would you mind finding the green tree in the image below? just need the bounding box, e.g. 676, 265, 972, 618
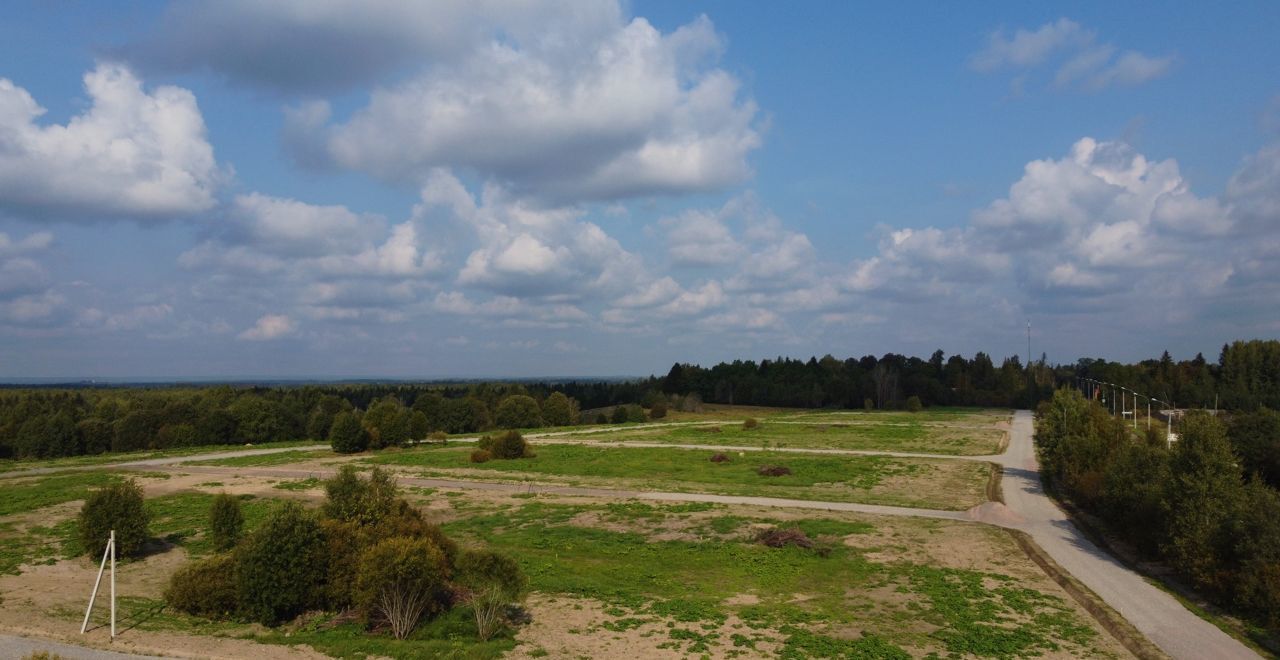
329, 411, 368, 454
235, 501, 327, 625
1227, 408, 1280, 488
1163, 411, 1246, 591
541, 392, 578, 426
355, 536, 451, 639
495, 395, 543, 429
79, 479, 150, 558
209, 493, 244, 552
457, 550, 527, 641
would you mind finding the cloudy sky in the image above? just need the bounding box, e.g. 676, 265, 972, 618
0, 1, 1277, 379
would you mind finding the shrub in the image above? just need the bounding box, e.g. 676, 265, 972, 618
428, 431, 449, 444
457, 550, 527, 641
649, 400, 667, 420
905, 396, 923, 412
329, 411, 368, 454
709, 453, 730, 463
320, 518, 362, 610
625, 404, 648, 423
355, 536, 451, 639
364, 500, 458, 567
209, 492, 244, 552
756, 465, 792, 477
79, 479, 150, 559
235, 501, 328, 625
470, 449, 493, 463
756, 527, 813, 548
323, 466, 399, 526
610, 406, 629, 424
742, 417, 759, 430
495, 395, 543, 429
478, 431, 531, 460
595, 413, 609, 425
165, 553, 238, 618
863, 398, 874, 411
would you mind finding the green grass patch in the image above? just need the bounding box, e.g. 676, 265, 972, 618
0, 440, 322, 472
183, 449, 333, 467
0, 471, 122, 516
273, 477, 323, 491
367, 443, 988, 510
146, 492, 274, 557
570, 417, 1005, 455
73, 595, 516, 659
440, 500, 1100, 657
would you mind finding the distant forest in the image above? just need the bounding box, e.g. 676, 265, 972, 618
1, 339, 1276, 461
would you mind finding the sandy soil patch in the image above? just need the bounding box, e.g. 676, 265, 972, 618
508, 594, 779, 660
0, 552, 325, 659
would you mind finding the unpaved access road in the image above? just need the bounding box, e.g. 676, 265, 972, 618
993, 410, 1257, 660
2, 412, 1259, 659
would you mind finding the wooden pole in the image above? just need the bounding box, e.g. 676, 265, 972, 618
80, 534, 111, 633
110, 529, 116, 638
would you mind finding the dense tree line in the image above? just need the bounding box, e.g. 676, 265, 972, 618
3, 339, 1276, 461
0, 384, 589, 460
1037, 388, 1280, 631
661, 339, 1280, 412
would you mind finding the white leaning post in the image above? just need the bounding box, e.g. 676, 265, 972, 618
80, 529, 116, 638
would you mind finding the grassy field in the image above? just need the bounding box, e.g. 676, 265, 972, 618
181, 449, 336, 468
0, 406, 1098, 659
0, 439, 322, 473
365, 443, 992, 510
564, 418, 1006, 455
433, 496, 1116, 658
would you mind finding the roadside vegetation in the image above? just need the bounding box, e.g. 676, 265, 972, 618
1037, 387, 1280, 651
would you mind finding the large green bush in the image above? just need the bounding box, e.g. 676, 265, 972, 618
355, 536, 451, 639
329, 411, 368, 454
235, 501, 328, 625
322, 465, 399, 526
494, 395, 543, 429
165, 553, 238, 618
478, 430, 532, 459
78, 479, 150, 558
209, 492, 244, 552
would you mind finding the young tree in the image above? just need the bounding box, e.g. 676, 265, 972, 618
209, 493, 244, 552
355, 536, 451, 639
457, 550, 527, 641
235, 501, 327, 625
79, 479, 150, 558
1163, 411, 1246, 591
495, 395, 543, 429
329, 411, 368, 454
541, 392, 578, 426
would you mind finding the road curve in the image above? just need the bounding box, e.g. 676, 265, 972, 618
995, 410, 1257, 660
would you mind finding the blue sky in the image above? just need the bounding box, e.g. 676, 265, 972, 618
0, 1, 1277, 379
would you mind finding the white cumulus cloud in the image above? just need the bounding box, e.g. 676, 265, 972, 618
0, 63, 221, 219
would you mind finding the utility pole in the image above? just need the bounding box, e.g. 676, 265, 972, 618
1024, 321, 1034, 391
